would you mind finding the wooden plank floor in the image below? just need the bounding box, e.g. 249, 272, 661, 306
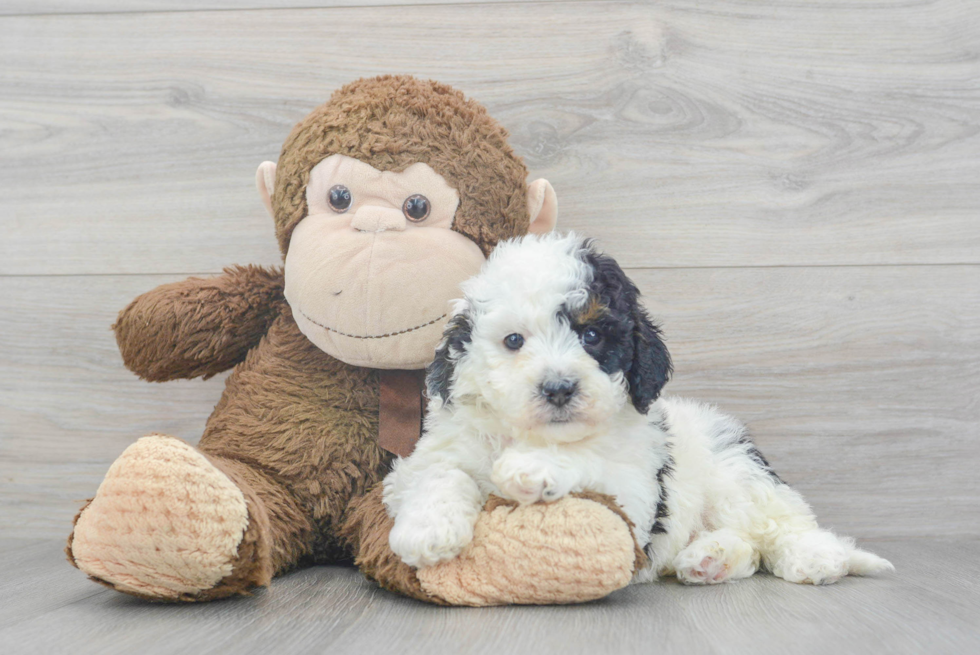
1, 538, 978, 655
1, 0, 979, 652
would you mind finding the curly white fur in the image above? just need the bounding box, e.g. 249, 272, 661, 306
384, 233, 894, 585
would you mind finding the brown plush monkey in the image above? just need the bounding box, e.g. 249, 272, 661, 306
66, 76, 643, 605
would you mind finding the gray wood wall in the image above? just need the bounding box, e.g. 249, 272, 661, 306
1, 0, 978, 540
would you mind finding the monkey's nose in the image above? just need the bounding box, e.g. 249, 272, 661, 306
540, 380, 578, 408
350, 206, 406, 233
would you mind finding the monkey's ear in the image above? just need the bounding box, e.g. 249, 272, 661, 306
527, 178, 558, 235
255, 161, 277, 219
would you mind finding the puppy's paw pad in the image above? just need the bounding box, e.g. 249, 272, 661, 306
677, 554, 730, 585
673, 532, 759, 585
491, 455, 571, 505
507, 472, 550, 503
541, 482, 566, 501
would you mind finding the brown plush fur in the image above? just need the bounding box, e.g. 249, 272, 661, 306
114, 265, 285, 382
339, 486, 447, 605
64, 498, 92, 570
67, 76, 640, 603
274, 75, 530, 256
198, 310, 389, 567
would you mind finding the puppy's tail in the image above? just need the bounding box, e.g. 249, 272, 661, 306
847, 547, 895, 576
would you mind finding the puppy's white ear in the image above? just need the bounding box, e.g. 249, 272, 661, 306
449, 297, 470, 317
527, 179, 557, 235
256, 161, 277, 219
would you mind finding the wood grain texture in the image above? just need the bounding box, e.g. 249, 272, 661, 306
0, 0, 580, 17
1, 538, 978, 655
1, 3, 979, 643
0, 275, 230, 537
1, 0, 979, 274
2, 265, 977, 539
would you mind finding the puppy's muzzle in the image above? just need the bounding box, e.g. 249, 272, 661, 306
540, 379, 578, 408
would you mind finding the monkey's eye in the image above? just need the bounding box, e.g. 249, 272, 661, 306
503, 333, 525, 351
581, 327, 602, 346
403, 194, 430, 222
328, 185, 352, 213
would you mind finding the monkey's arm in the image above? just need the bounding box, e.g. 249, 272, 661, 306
114, 265, 285, 381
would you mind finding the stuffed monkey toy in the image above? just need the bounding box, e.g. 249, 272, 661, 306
66, 76, 645, 605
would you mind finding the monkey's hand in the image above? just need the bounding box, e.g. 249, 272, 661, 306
113, 265, 285, 381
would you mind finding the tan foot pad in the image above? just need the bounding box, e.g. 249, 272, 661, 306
70, 435, 249, 599
417, 496, 636, 606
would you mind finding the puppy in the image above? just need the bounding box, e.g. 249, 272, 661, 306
383, 233, 893, 585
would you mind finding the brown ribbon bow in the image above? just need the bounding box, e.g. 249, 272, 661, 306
377, 369, 427, 458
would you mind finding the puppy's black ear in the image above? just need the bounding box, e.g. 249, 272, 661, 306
578, 241, 672, 414
628, 304, 672, 414
426, 310, 473, 405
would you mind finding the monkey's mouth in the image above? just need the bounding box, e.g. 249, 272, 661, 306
299, 309, 447, 340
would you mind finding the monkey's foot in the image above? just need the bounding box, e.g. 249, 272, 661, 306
67, 435, 261, 601
417, 492, 643, 606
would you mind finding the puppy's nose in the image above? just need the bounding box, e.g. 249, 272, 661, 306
541, 380, 578, 408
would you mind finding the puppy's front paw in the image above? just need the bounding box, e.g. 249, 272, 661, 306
389, 507, 476, 569
491, 451, 575, 505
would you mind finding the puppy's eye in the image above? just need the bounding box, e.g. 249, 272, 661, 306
503, 333, 525, 351
403, 194, 430, 222
328, 185, 352, 213
582, 327, 601, 346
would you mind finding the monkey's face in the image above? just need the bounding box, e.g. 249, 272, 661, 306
283, 154, 486, 369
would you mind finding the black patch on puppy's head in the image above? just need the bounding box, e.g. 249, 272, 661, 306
425, 311, 473, 404
571, 242, 672, 414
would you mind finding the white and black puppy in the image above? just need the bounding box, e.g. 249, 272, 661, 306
383, 233, 893, 585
